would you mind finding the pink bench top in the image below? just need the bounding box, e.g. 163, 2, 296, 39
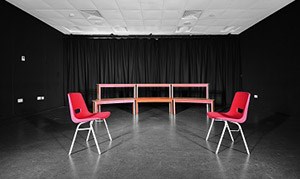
135, 97, 173, 103
97, 84, 136, 88
137, 84, 170, 87
172, 83, 209, 87
93, 98, 135, 104
173, 97, 214, 103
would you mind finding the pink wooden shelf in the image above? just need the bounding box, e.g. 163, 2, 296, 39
97, 84, 136, 88
137, 83, 170, 87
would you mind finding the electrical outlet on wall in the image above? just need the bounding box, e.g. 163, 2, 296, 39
37, 96, 45, 101
17, 98, 23, 103
21, 56, 25, 62
254, 94, 258, 99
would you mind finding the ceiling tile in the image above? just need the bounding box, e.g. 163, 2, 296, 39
100, 10, 123, 20
142, 10, 162, 19
207, 0, 231, 9
191, 25, 207, 33
197, 18, 234, 26
47, 18, 75, 26
108, 20, 127, 26
184, 0, 211, 10
20, 0, 51, 9
122, 10, 143, 20
250, 0, 294, 9
127, 26, 145, 34
144, 20, 161, 26
160, 26, 176, 33
70, 19, 92, 26
57, 10, 85, 19
228, 0, 257, 9
199, 10, 225, 20
144, 26, 160, 33
91, 0, 119, 10
221, 10, 246, 19
35, 10, 65, 19
116, 0, 140, 10
162, 10, 181, 19
161, 20, 179, 26
140, 0, 163, 10
206, 25, 227, 33
42, 0, 74, 9
126, 20, 144, 26
163, 0, 187, 10
67, 0, 97, 10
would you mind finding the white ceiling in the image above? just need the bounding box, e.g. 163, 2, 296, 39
5, 0, 295, 35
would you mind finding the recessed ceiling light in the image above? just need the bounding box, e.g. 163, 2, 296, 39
182, 10, 202, 20
175, 26, 192, 33
113, 26, 127, 33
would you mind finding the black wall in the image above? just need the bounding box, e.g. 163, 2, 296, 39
0, 1, 64, 119
240, 1, 299, 120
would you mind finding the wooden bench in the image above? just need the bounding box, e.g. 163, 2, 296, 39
135, 84, 172, 114
93, 84, 136, 114
172, 84, 214, 114
93, 83, 214, 115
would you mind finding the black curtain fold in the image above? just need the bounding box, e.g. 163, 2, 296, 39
63, 36, 242, 108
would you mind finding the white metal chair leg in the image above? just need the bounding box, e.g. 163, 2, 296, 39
86, 121, 93, 141
69, 122, 83, 155
216, 122, 227, 154
103, 119, 112, 141
90, 122, 101, 154
236, 123, 250, 155
226, 121, 234, 142
206, 119, 214, 141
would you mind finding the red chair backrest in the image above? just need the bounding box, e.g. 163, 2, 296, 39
68, 93, 91, 123
227, 91, 251, 123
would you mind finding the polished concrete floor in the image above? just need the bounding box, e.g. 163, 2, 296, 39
0, 104, 299, 178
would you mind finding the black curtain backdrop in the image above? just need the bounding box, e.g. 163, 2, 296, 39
63, 36, 241, 108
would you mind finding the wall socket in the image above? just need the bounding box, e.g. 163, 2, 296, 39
254, 94, 258, 99
17, 98, 23, 103
21, 56, 25, 62
37, 96, 45, 101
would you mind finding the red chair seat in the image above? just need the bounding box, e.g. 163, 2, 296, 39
207, 112, 243, 123
76, 111, 111, 121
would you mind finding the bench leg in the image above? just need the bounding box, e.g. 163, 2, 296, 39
135, 101, 139, 114
93, 102, 98, 113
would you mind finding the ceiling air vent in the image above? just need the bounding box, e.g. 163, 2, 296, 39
80, 10, 104, 20
182, 10, 202, 20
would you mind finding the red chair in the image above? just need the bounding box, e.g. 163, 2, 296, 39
67, 92, 112, 155
206, 91, 251, 154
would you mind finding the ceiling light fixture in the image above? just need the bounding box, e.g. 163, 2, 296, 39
63, 26, 81, 33
221, 26, 241, 33
113, 26, 128, 33
80, 10, 104, 20
182, 10, 202, 20
175, 26, 192, 33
